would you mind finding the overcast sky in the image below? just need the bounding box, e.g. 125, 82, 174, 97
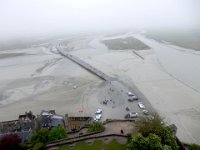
0, 0, 199, 39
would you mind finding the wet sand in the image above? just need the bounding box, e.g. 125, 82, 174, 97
0, 33, 200, 144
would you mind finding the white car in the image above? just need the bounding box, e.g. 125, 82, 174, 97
95, 114, 102, 120
138, 102, 145, 109
125, 112, 138, 118
127, 91, 134, 96
93, 118, 98, 122
129, 112, 138, 118
95, 108, 102, 114
142, 110, 149, 115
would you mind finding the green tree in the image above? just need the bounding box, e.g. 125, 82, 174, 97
135, 113, 178, 150
88, 122, 104, 133
128, 134, 172, 150
29, 128, 49, 145
156, 126, 178, 150
188, 144, 200, 150
136, 113, 163, 137
48, 126, 67, 141
127, 134, 147, 150
147, 134, 163, 150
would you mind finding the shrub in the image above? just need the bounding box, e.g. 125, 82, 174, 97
29, 128, 49, 145
127, 134, 147, 150
0, 134, 22, 150
33, 143, 45, 150
188, 144, 200, 150
88, 122, 104, 133
128, 134, 173, 150
135, 113, 163, 137
48, 126, 67, 141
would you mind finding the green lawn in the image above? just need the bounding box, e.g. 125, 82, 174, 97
102, 37, 150, 50
58, 139, 127, 150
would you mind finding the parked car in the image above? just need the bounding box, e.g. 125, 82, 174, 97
132, 95, 138, 100
128, 95, 138, 102
127, 91, 134, 96
128, 97, 134, 102
126, 107, 130, 111
129, 112, 138, 118
125, 112, 138, 118
103, 100, 108, 104
138, 102, 145, 109
142, 110, 149, 115
95, 114, 102, 120
95, 108, 102, 114
93, 118, 98, 122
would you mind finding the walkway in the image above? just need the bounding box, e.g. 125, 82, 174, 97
57, 46, 113, 81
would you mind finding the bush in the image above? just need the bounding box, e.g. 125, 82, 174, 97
136, 113, 163, 137
33, 143, 45, 150
128, 134, 172, 150
147, 134, 163, 150
88, 122, 104, 133
19, 143, 32, 150
48, 126, 67, 141
0, 134, 22, 150
157, 126, 178, 150
188, 144, 200, 150
127, 134, 147, 150
29, 128, 49, 145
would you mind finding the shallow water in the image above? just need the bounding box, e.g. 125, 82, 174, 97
147, 37, 200, 92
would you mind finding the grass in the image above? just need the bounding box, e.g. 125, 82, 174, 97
58, 139, 127, 150
102, 37, 150, 50
146, 29, 200, 51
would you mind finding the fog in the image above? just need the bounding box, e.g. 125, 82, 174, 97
0, 0, 199, 39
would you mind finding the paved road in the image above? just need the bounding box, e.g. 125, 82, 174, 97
57, 46, 112, 81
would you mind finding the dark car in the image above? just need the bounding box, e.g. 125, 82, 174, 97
128, 95, 138, 102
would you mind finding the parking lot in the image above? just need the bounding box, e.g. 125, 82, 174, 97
90, 80, 154, 122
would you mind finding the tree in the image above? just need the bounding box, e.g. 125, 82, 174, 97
156, 126, 178, 150
0, 134, 22, 150
128, 134, 173, 150
135, 113, 178, 150
29, 128, 49, 145
127, 134, 147, 150
48, 126, 67, 141
188, 144, 200, 150
135, 113, 163, 137
147, 134, 163, 150
88, 122, 104, 133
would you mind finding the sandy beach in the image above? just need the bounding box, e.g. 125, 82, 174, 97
0, 32, 200, 144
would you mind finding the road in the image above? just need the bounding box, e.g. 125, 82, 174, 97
57, 46, 112, 81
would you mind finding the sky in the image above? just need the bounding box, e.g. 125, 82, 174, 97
0, 0, 199, 39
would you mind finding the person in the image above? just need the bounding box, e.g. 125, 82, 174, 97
120, 129, 124, 134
